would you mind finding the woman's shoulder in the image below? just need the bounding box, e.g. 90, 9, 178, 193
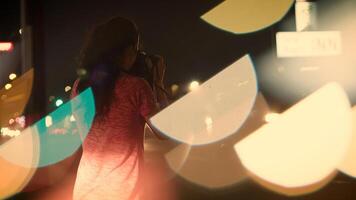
120, 73, 150, 87
124, 74, 149, 85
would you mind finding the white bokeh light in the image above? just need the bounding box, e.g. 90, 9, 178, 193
149, 55, 257, 145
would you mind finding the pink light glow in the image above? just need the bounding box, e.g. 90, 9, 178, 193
0, 42, 13, 51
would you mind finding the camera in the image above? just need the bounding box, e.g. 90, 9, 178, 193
129, 51, 154, 88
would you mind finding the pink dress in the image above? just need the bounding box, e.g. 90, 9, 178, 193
72, 74, 155, 200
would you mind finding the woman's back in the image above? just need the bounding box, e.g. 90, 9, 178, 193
72, 74, 155, 200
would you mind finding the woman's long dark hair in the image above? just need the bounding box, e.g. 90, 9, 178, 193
76, 17, 139, 116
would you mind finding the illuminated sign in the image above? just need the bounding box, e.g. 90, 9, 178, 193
276, 31, 342, 58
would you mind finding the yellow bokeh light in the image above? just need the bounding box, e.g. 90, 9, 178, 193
264, 112, 280, 123
65, 86, 72, 93
70, 115, 76, 122
171, 84, 179, 95
1, 128, 21, 137
338, 106, 356, 177
45, 116, 53, 128
201, 0, 294, 34
9, 73, 17, 80
235, 82, 352, 189
188, 81, 200, 92
4, 84, 12, 90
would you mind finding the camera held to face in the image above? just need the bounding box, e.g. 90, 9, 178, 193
130, 51, 154, 88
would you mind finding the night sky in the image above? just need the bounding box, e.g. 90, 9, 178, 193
42, 0, 279, 107
0, 0, 20, 41
2, 0, 355, 110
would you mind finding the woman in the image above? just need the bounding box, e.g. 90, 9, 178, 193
71, 17, 157, 200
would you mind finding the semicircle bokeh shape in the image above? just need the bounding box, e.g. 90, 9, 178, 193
201, 0, 294, 34
1, 88, 95, 168
0, 127, 39, 199
338, 106, 356, 177
235, 82, 352, 188
167, 93, 270, 189
149, 55, 258, 145
0, 68, 34, 127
